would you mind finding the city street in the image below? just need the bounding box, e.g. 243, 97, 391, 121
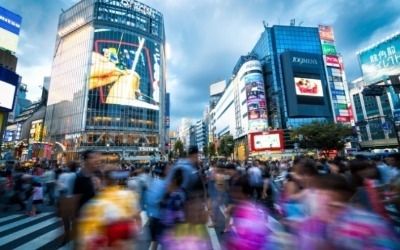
0, 201, 283, 250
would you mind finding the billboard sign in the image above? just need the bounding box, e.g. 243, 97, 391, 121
165, 93, 170, 128
250, 130, 284, 152
358, 33, 400, 85
29, 119, 43, 144
239, 60, 268, 132
319, 25, 335, 42
281, 51, 331, 117
325, 55, 340, 68
88, 29, 162, 111
0, 66, 19, 112
294, 77, 323, 97
322, 42, 337, 55
0, 6, 22, 53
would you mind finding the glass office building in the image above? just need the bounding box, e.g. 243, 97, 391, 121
251, 25, 333, 131
44, 0, 166, 162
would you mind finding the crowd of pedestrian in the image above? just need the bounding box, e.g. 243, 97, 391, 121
1, 149, 400, 249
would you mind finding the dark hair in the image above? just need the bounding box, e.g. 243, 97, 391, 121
387, 153, 400, 162
233, 175, 251, 196
348, 159, 375, 187
314, 174, 354, 202
68, 161, 80, 173
82, 150, 96, 160
294, 158, 319, 176
328, 160, 346, 174
188, 145, 199, 155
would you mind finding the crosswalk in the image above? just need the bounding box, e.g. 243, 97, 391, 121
0, 212, 65, 250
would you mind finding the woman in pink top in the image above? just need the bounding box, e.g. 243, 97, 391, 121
29, 182, 43, 216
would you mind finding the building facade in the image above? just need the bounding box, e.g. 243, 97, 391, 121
350, 32, 400, 151
44, 0, 166, 162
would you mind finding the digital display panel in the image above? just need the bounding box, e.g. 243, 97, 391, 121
0, 80, 16, 110
250, 130, 284, 152
358, 32, 400, 85
88, 29, 162, 110
294, 77, 323, 97
0, 6, 22, 53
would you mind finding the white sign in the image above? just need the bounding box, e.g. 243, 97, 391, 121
120, 0, 162, 19
138, 147, 158, 152
0, 80, 16, 110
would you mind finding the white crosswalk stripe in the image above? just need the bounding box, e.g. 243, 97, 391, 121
0, 213, 63, 249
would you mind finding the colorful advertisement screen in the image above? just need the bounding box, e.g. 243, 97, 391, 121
358, 33, 400, 85
0, 6, 22, 53
294, 77, 323, 97
318, 25, 335, 42
88, 29, 162, 110
322, 43, 337, 55
244, 73, 268, 132
0, 80, 16, 110
250, 130, 284, 152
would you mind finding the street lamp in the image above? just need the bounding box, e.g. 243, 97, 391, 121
355, 115, 400, 152
106, 143, 110, 163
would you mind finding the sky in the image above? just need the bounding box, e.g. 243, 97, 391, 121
1, 0, 400, 131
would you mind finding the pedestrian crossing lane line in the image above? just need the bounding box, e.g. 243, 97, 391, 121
0, 217, 60, 246
0, 214, 24, 224
0, 213, 52, 233
14, 226, 64, 250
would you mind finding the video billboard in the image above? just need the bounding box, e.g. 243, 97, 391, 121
250, 130, 284, 152
281, 51, 331, 117
0, 7, 22, 53
88, 29, 162, 110
294, 77, 323, 97
0, 66, 19, 112
29, 119, 43, 144
358, 32, 400, 85
240, 61, 268, 132
318, 25, 335, 42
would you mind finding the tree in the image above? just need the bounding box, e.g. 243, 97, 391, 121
202, 144, 209, 159
292, 121, 352, 158
173, 139, 184, 157
208, 142, 216, 157
217, 135, 235, 157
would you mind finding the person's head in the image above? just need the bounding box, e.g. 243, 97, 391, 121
311, 174, 354, 221
328, 160, 344, 174
82, 150, 100, 172
68, 161, 80, 173
348, 159, 377, 187
292, 158, 319, 187
102, 164, 129, 187
225, 163, 238, 178
187, 145, 199, 164
386, 153, 400, 168
230, 175, 251, 201
253, 159, 260, 167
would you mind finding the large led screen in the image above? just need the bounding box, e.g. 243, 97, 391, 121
0, 80, 16, 110
358, 33, 400, 85
88, 29, 162, 110
250, 130, 284, 152
0, 7, 22, 53
294, 77, 323, 97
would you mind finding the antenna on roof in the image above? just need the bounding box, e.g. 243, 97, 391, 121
290, 19, 295, 26
299, 21, 303, 26
263, 20, 268, 29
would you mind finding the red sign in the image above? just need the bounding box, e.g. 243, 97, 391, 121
325, 55, 340, 67
249, 130, 284, 152
318, 25, 335, 42
336, 116, 350, 122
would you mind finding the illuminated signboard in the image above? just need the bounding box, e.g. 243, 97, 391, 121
322, 42, 337, 55
294, 77, 323, 97
325, 55, 340, 68
319, 25, 335, 42
88, 29, 162, 111
29, 119, 43, 143
0, 6, 22, 53
358, 32, 400, 85
238, 60, 268, 132
0, 80, 16, 110
250, 130, 284, 152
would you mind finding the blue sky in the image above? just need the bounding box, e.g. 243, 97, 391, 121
1, 0, 400, 131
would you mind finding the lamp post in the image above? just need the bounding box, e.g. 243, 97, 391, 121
106, 143, 110, 163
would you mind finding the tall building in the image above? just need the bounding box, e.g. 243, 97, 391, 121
44, 0, 166, 162
178, 118, 192, 148
211, 24, 351, 160
0, 6, 22, 159
195, 119, 206, 153
209, 80, 226, 109
350, 32, 400, 151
